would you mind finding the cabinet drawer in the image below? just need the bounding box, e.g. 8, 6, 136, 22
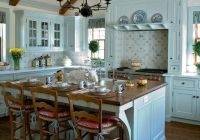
174, 78, 196, 89
169, 65, 180, 74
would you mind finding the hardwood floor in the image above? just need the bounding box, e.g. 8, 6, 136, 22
0, 117, 199, 140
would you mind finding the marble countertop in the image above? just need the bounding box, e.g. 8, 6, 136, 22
163, 73, 200, 79
0, 65, 91, 75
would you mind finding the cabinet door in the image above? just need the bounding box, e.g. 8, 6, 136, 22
151, 96, 165, 140
27, 18, 38, 48
134, 99, 151, 140
40, 20, 50, 48
196, 93, 200, 121
52, 22, 64, 50
173, 90, 196, 120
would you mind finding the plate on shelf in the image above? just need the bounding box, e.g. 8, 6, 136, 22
151, 13, 163, 23
131, 10, 147, 24
118, 16, 129, 25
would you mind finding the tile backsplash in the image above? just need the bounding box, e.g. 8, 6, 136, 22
114, 30, 168, 69
20, 51, 65, 68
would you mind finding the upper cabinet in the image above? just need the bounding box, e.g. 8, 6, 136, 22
64, 16, 87, 52
15, 10, 64, 52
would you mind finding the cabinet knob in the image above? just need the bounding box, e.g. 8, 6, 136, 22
181, 82, 185, 85
171, 21, 174, 23
193, 96, 196, 98
196, 96, 199, 99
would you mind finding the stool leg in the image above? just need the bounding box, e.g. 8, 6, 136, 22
119, 125, 123, 140
26, 112, 32, 140
23, 112, 27, 140
89, 133, 94, 140
9, 110, 14, 140
38, 118, 44, 140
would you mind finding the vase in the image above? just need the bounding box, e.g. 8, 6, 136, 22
13, 59, 20, 70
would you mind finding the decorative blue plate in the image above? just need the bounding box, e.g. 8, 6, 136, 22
132, 10, 147, 24
151, 13, 163, 23
118, 16, 129, 25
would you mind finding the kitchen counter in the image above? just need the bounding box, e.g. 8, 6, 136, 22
0, 65, 91, 75
91, 80, 167, 106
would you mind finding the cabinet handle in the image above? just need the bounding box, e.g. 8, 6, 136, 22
193, 96, 196, 98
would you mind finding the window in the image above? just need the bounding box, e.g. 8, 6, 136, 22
193, 23, 200, 63
0, 11, 6, 62
88, 18, 105, 59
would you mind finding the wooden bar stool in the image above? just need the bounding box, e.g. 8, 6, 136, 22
1, 82, 33, 140
67, 94, 124, 140
31, 87, 72, 140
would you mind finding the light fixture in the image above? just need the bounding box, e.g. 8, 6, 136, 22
57, 0, 111, 17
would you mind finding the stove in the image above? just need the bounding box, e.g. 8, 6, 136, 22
108, 68, 167, 81
135, 69, 167, 74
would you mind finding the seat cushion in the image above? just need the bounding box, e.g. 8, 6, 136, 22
9, 99, 33, 111
76, 115, 120, 129
39, 109, 69, 118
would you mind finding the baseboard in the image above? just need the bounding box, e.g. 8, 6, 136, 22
170, 117, 200, 125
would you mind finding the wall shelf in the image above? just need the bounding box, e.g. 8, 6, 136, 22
108, 23, 169, 31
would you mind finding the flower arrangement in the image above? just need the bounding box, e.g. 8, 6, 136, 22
9, 48, 24, 59
9, 47, 24, 70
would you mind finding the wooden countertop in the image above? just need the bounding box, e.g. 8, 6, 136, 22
91, 81, 167, 106
16, 80, 167, 106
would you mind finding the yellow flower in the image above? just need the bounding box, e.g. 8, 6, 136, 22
9, 47, 24, 59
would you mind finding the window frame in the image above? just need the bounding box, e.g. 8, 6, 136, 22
187, 6, 200, 71
88, 28, 105, 59
87, 17, 106, 60
0, 7, 10, 62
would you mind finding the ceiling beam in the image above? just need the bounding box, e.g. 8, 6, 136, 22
9, 0, 20, 6
59, 0, 78, 15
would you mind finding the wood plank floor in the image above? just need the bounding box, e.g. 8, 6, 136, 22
0, 117, 199, 140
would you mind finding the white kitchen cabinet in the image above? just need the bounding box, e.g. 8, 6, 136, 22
64, 16, 87, 52
15, 10, 64, 52
172, 89, 196, 120
164, 76, 200, 123
167, 0, 187, 74
134, 87, 165, 140
134, 100, 151, 140
51, 17, 64, 51
197, 93, 200, 120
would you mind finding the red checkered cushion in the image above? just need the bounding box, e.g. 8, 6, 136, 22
9, 99, 33, 111
76, 115, 120, 129
39, 109, 69, 118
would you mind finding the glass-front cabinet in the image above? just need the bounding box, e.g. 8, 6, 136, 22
51, 22, 64, 50
41, 21, 49, 47
28, 19, 38, 47
15, 10, 64, 52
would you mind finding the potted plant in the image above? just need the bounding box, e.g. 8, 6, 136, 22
9, 47, 24, 70
193, 41, 200, 73
89, 40, 99, 59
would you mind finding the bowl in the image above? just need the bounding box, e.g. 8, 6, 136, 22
137, 79, 148, 86
95, 86, 107, 93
